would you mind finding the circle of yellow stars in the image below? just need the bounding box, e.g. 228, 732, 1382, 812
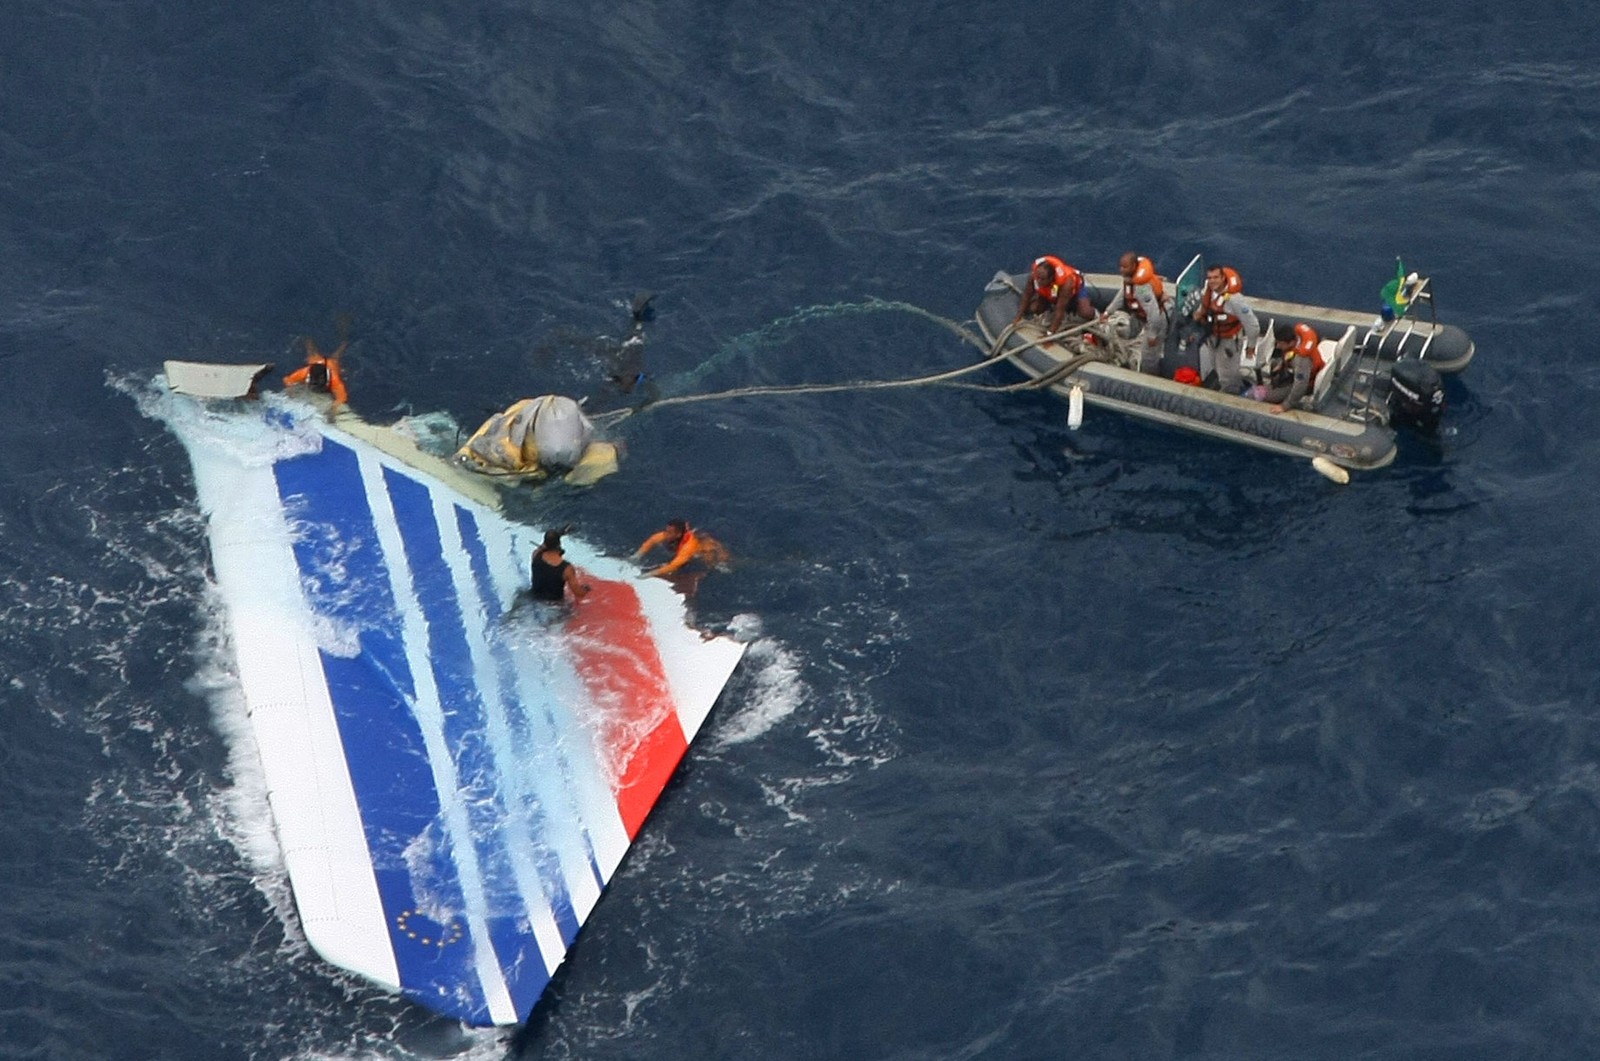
395, 909, 465, 949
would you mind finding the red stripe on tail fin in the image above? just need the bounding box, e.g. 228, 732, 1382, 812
565, 580, 688, 839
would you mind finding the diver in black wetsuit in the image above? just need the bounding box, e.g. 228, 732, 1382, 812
529, 529, 591, 603
605, 291, 656, 394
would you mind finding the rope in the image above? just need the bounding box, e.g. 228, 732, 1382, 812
590, 317, 1114, 426
598, 346, 1010, 421
673, 298, 994, 388
949, 347, 1110, 393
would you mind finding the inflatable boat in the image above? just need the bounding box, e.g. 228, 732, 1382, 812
155, 363, 745, 1026
974, 258, 1474, 475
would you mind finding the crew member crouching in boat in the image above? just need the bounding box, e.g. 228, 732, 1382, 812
1262, 323, 1325, 414
283, 335, 349, 406
1012, 255, 1095, 335
530, 528, 591, 603
1102, 252, 1170, 374
1194, 265, 1261, 394
635, 519, 729, 579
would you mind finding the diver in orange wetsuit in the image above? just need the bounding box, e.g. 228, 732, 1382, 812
633, 519, 729, 578
283, 336, 349, 406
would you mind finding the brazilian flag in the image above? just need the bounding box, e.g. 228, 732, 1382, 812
1379, 258, 1409, 321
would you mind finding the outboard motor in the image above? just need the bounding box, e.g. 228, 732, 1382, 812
1388, 358, 1445, 432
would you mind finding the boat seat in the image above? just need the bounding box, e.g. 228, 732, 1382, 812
1309, 325, 1357, 410
1255, 317, 1275, 365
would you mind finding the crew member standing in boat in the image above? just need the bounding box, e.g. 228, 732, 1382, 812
1102, 252, 1170, 374
1011, 255, 1095, 335
1194, 264, 1261, 394
530, 528, 592, 603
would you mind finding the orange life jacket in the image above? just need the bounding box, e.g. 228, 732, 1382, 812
1031, 255, 1083, 304
1265, 322, 1324, 388
1121, 257, 1165, 320
1290, 322, 1324, 382
673, 528, 701, 568
639, 524, 727, 576
284, 352, 349, 404
1200, 267, 1245, 339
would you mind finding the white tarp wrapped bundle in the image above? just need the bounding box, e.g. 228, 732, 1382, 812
455, 395, 618, 484
529, 395, 593, 468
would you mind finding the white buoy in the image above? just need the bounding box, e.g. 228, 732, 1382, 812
1311, 456, 1350, 484
1067, 385, 1084, 430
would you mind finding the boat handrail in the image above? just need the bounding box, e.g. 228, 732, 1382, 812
1407, 274, 1436, 327
1347, 271, 1440, 404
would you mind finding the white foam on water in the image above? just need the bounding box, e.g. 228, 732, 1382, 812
711, 635, 806, 748
122, 372, 327, 470
387, 410, 466, 458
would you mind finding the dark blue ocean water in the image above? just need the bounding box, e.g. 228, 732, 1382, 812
3, 1, 1599, 1058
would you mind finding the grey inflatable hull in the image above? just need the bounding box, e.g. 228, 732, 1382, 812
974, 269, 1475, 473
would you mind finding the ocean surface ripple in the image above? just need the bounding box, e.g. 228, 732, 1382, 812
2, 1, 1598, 1058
